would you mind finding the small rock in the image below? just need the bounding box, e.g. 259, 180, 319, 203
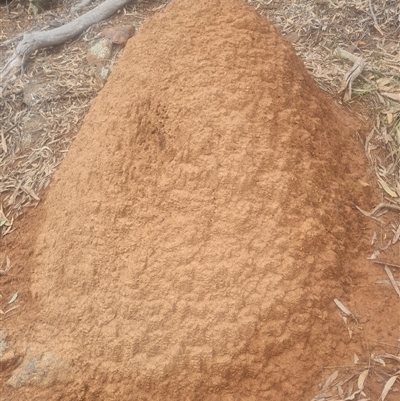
0, 330, 21, 371
102, 25, 136, 44
0, 349, 21, 370
285, 32, 300, 44
0, 330, 8, 357
21, 113, 47, 150
94, 63, 111, 87
7, 350, 71, 388
86, 38, 113, 65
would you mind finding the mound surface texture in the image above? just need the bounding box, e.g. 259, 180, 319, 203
7, 0, 372, 399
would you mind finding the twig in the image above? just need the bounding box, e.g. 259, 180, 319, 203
371, 203, 400, 215
336, 48, 365, 102
374, 261, 400, 269
375, 279, 400, 286
369, 339, 400, 348
368, 0, 384, 35
1, 123, 18, 136
4, 304, 20, 314
355, 205, 384, 223
356, 203, 400, 218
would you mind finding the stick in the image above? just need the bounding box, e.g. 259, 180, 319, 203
374, 261, 400, 269
368, 0, 384, 35
356, 203, 400, 218
336, 48, 365, 102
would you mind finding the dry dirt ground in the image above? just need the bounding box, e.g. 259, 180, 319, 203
1, 0, 400, 400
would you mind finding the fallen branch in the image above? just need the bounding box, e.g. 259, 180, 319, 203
0, 0, 132, 85
336, 47, 365, 102
356, 202, 400, 221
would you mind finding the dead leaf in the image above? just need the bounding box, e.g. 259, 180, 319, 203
382, 354, 400, 363
334, 299, 357, 322
344, 389, 361, 400
347, 326, 353, 339
358, 369, 369, 391
384, 266, 400, 297
381, 376, 397, 401
338, 384, 344, 398
22, 185, 40, 201
371, 353, 386, 366
367, 250, 380, 260
382, 92, 400, 102
0, 203, 11, 228
392, 224, 400, 244
358, 180, 370, 187
0, 130, 7, 153
334, 299, 352, 316
322, 370, 339, 390
378, 178, 398, 198
377, 78, 392, 90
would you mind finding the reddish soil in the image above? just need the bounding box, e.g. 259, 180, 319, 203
1, 0, 400, 400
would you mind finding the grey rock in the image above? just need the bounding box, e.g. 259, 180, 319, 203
86, 38, 113, 65
7, 350, 71, 389
0, 330, 21, 371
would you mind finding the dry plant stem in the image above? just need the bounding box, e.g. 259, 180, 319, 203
0, 0, 132, 83
369, 203, 400, 215
356, 202, 400, 219
368, 0, 384, 35
374, 261, 400, 269
1, 123, 17, 136
355, 205, 384, 223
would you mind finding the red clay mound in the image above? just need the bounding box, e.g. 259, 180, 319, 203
5, 0, 374, 399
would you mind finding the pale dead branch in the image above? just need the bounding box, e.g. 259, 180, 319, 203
0, 0, 132, 84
